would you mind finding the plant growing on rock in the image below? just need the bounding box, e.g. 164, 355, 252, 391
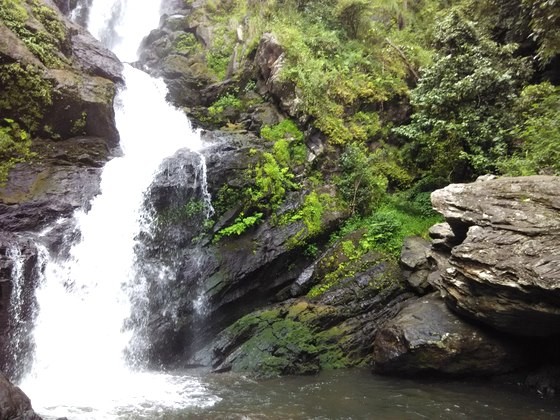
0, 0, 68, 67
0, 63, 53, 133
335, 143, 388, 216
0, 119, 33, 184
214, 212, 263, 241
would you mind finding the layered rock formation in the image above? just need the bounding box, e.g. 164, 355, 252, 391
373, 175, 560, 392
430, 176, 560, 336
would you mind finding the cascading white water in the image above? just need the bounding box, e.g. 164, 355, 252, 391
19, 0, 218, 418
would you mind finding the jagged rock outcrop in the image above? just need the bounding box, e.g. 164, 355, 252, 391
429, 176, 560, 337
137, 0, 227, 110
135, 131, 347, 367
372, 293, 523, 376
136, 2, 298, 131
0, 136, 111, 232
0, 372, 42, 420
254, 33, 299, 117
399, 236, 433, 294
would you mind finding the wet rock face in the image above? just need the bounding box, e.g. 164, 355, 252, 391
0, 235, 44, 380
430, 176, 560, 337
372, 294, 523, 376
136, 131, 347, 367
0, 372, 42, 420
399, 236, 433, 294
203, 265, 411, 377
0, 137, 110, 232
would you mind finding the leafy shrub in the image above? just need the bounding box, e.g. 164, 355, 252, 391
0, 119, 33, 184
335, 143, 388, 215
173, 32, 201, 55
394, 8, 532, 182
498, 82, 560, 176
214, 212, 263, 241
248, 152, 299, 209
261, 119, 304, 143
208, 93, 242, 117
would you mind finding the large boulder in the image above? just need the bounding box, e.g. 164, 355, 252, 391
372, 293, 523, 376
0, 371, 41, 419
430, 176, 560, 337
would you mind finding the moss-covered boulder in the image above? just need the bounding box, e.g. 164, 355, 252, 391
195, 252, 410, 377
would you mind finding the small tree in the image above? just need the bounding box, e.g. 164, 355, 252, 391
395, 9, 532, 181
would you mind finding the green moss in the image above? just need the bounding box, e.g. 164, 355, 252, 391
0, 119, 33, 184
227, 317, 320, 377
173, 32, 201, 55
0, 62, 53, 132
0, 0, 67, 67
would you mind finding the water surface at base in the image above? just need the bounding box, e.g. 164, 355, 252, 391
78, 369, 559, 419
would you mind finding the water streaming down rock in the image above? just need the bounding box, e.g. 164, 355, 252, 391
17, 0, 219, 417
2, 241, 46, 380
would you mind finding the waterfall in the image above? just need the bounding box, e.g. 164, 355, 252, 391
17, 0, 218, 418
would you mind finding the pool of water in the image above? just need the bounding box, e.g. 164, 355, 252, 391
63, 369, 559, 420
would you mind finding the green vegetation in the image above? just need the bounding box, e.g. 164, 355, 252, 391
0, 62, 52, 182
179, 0, 559, 238
333, 193, 442, 258
0, 63, 52, 132
214, 212, 263, 241
0, 0, 67, 181
0, 0, 67, 67
207, 93, 243, 118
0, 119, 33, 184
173, 32, 201, 55
335, 143, 388, 216
498, 82, 560, 176
212, 119, 309, 241
395, 8, 532, 181
306, 191, 439, 298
